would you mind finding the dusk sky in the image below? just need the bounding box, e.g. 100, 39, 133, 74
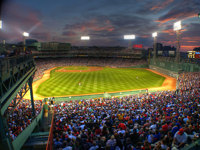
0, 0, 200, 51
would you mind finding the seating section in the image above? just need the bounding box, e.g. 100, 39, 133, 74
6, 100, 42, 141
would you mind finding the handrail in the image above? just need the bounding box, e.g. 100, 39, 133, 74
46, 107, 55, 150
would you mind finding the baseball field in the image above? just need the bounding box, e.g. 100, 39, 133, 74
36, 66, 166, 97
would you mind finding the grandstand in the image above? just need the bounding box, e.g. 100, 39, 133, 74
0, 1, 200, 148
0, 44, 200, 150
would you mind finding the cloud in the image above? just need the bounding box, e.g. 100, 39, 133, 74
157, 0, 200, 23
181, 45, 200, 51
0, 2, 45, 42
31, 32, 51, 41
62, 31, 77, 37
64, 18, 115, 33
151, 0, 174, 11
162, 29, 175, 36
1, 0, 199, 50
62, 14, 158, 46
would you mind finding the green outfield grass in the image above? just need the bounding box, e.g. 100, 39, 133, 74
36, 67, 165, 97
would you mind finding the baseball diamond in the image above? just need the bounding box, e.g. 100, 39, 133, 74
36, 66, 166, 97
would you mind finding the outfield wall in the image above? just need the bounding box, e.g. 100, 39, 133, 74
53, 89, 147, 102
149, 65, 179, 78
150, 59, 200, 73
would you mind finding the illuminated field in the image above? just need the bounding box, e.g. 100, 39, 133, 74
36, 66, 165, 97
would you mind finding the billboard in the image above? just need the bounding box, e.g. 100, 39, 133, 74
133, 44, 143, 49
188, 51, 200, 59
195, 51, 200, 59
169, 51, 175, 56
157, 51, 163, 55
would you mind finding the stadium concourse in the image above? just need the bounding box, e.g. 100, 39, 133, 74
51, 72, 200, 150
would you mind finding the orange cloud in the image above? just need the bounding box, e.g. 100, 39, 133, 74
182, 37, 200, 41
151, 0, 174, 11
77, 19, 115, 32
162, 29, 174, 35
186, 41, 197, 43
157, 13, 196, 24
181, 45, 200, 51
141, 35, 149, 38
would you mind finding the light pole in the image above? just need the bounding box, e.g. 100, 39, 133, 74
0, 20, 2, 29
152, 32, 157, 63
0, 20, 5, 53
81, 36, 90, 47
173, 21, 181, 63
124, 34, 135, 50
23, 32, 29, 52
81, 36, 90, 40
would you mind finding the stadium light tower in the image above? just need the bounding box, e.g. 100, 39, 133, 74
0, 20, 2, 29
81, 36, 90, 47
124, 34, 135, 50
81, 36, 90, 40
173, 21, 181, 63
152, 32, 157, 63
23, 32, 29, 52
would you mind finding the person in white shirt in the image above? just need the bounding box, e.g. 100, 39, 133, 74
173, 128, 187, 149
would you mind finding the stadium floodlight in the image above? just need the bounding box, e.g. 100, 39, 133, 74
81, 36, 90, 40
174, 21, 182, 63
0, 20, 2, 29
173, 21, 181, 31
23, 32, 29, 37
152, 32, 157, 38
124, 34, 135, 40
152, 32, 157, 62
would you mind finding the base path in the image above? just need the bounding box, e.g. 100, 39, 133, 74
24, 67, 57, 100
145, 69, 176, 92
24, 67, 177, 100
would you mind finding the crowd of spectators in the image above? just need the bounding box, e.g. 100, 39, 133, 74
6, 99, 42, 141
53, 72, 200, 150
34, 58, 147, 80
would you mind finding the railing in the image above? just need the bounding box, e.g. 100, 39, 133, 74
46, 108, 55, 150
0, 54, 34, 76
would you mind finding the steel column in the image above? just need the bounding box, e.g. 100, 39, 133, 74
28, 77, 35, 116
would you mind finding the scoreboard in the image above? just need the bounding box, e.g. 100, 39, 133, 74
188, 51, 200, 59
195, 51, 200, 59
133, 44, 143, 49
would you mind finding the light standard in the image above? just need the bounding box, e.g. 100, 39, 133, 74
80, 36, 90, 47
173, 21, 181, 63
81, 36, 90, 40
23, 32, 29, 52
0, 20, 2, 29
124, 34, 135, 50
0, 20, 5, 52
152, 32, 157, 63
